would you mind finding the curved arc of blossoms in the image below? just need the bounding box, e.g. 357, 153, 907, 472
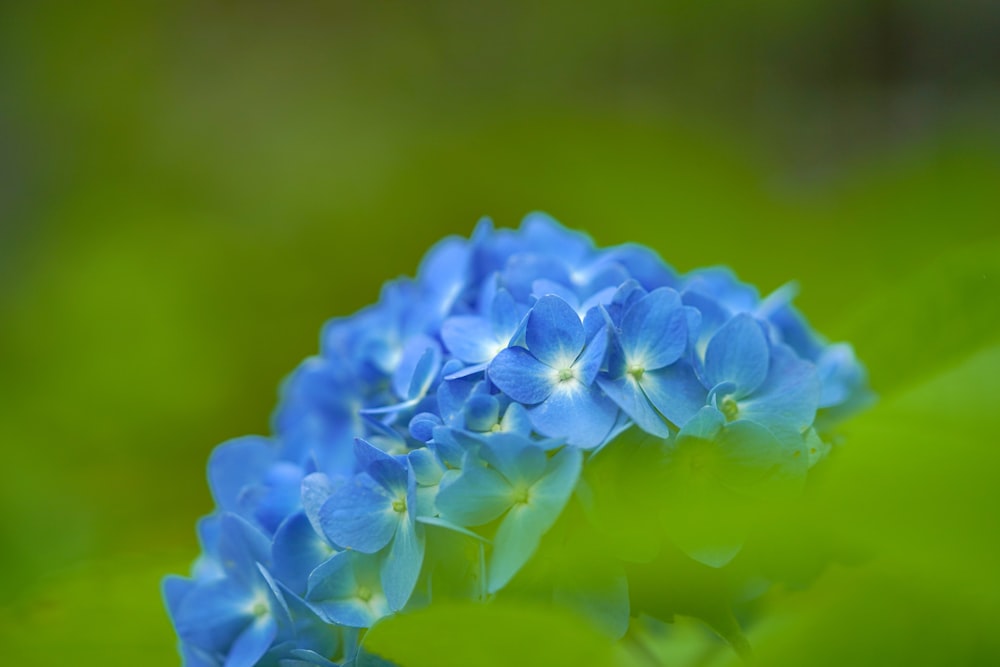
165, 213, 872, 666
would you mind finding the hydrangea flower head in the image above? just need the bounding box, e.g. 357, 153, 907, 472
165, 213, 872, 666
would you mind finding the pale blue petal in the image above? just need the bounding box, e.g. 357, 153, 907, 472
406, 346, 441, 401
407, 448, 443, 487
435, 462, 513, 526
224, 615, 277, 667
597, 376, 669, 438
390, 335, 440, 400
490, 288, 520, 342
162, 575, 194, 621
353, 439, 407, 496
574, 325, 609, 386
527, 383, 618, 448
738, 343, 820, 431
300, 473, 333, 540
479, 435, 547, 487
218, 513, 273, 585
487, 503, 545, 594
272, 512, 335, 595
464, 394, 500, 431
488, 347, 554, 404
704, 313, 770, 394
306, 552, 356, 601
486, 446, 580, 593
319, 474, 398, 554
381, 516, 425, 611
525, 295, 585, 368
640, 362, 707, 428
441, 316, 499, 363
529, 446, 583, 513
676, 405, 725, 442
208, 436, 275, 513
620, 288, 687, 370
175, 579, 252, 653
434, 375, 477, 423
531, 278, 579, 309
499, 402, 532, 436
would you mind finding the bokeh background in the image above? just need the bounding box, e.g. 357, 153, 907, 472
0, 1, 998, 665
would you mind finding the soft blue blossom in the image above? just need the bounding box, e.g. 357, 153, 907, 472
166, 213, 872, 666
489, 295, 618, 448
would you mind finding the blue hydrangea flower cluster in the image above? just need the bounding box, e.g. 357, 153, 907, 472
164, 214, 871, 666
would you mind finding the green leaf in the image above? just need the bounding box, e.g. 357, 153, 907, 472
359, 600, 621, 667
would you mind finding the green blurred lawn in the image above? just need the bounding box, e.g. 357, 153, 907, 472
0, 2, 997, 665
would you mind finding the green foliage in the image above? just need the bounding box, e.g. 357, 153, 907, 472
0, 1, 997, 664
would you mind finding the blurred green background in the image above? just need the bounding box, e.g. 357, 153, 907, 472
0, 1, 997, 664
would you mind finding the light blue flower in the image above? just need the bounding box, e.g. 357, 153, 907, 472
435, 434, 583, 593
597, 287, 696, 437
488, 295, 618, 448
316, 439, 425, 612
166, 213, 872, 666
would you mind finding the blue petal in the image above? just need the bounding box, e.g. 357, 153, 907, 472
272, 512, 335, 595
435, 459, 513, 526
225, 615, 277, 667
353, 439, 407, 495
306, 552, 356, 601
208, 436, 275, 514
479, 435, 548, 487
175, 578, 253, 653
441, 316, 501, 364
502, 254, 571, 302
602, 243, 677, 290
464, 394, 500, 431
703, 313, 770, 394
737, 343, 820, 431
527, 383, 618, 448
530, 445, 583, 514
415, 237, 469, 324
307, 552, 390, 628
490, 288, 520, 342
531, 278, 580, 309
381, 516, 425, 611
218, 513, 273, 584
521, 211, 593, 262
407, 447, 444, 487
525, 295, 585, 368
676, 405, 725, 441
162, 575, 195, 621
406, 346, 441, 401
498, 402, 532, 436
639, 362, 707, 429
319, 474, 399, 554
574, 325, 609, 386
596, 376, 670, 438
487, 447, 582, 593
300, 473, 334, 540
408, 412, 441, 442
620, 288, 687, 371
390, 335, 439, 400
488, 347, 554, 404
434, 375, 477, 424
